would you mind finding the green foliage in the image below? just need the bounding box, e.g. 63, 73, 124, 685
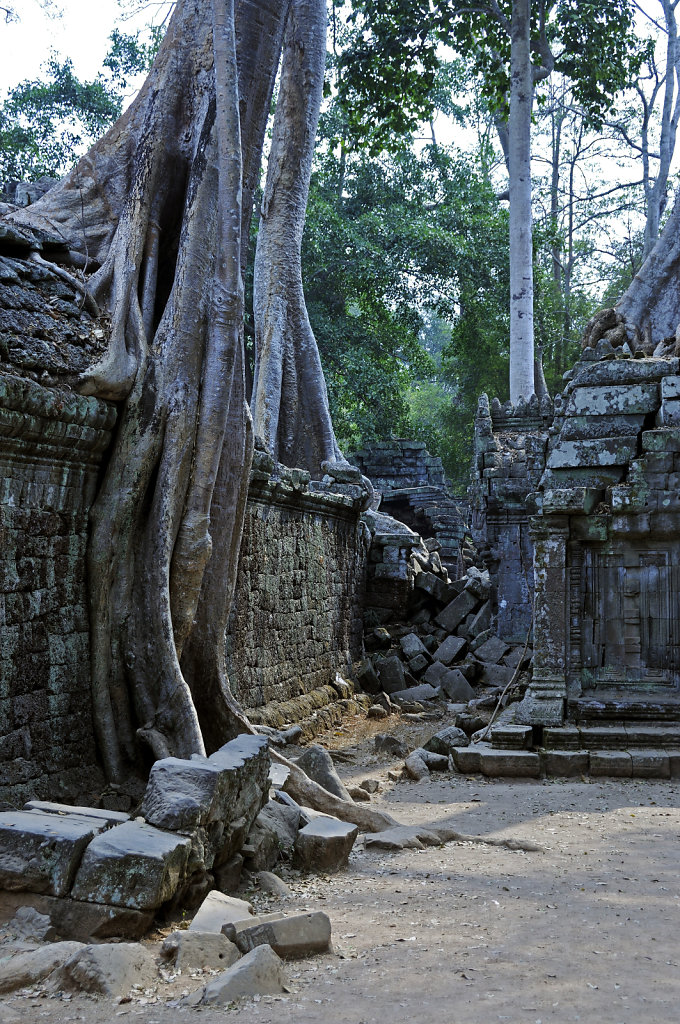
0, 26, 158, 184
339, 0, 644, 152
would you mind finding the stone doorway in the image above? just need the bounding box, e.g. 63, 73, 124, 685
576, 544, 680, 693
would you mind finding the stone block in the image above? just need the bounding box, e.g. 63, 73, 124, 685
294, 816, 358, 872
391, 683, 440, 704
414, 572, 452, 604
23, 801, 130, 827
660, 374, 680, 399
189, 890, 254, 934
440, 669, 475, 702
578, 726, 628, 749
489, 725, 532, 749
541, 750, 589, 777
479, 749, 540, 778
232, 911, 332, 958
70, 820, 191, 910
407, 653, 430, 676
356, 658, 381, 695
542, 726, 581, 750
244, 800, 301, 871
48, 942, 157, 998
141, 756, 229, 831
433, 635, 467, 665
0, 941, 84, 995
0, 809, 101, 896
589, 751, 632, 777
161, 930, 240, 972
567, 383, 658, 416
400, 633, 428, 659
451, 744, 488, 773
547, 438, 636, 470
434, 589, 478, 632
468, 601, 492, 637
630, 749, 670, 779
422, 660, 449, 686
479, 663, 514, 687
642, 427, 680, 452
542, 487, 602, 514
377, 655, 406, 694
474, 636, 510, 664
191, 945, 289, 1006
424, 726, 469, 755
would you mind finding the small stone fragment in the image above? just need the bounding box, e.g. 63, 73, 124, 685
8, 906, 58, 942
404, 751, 429, 781
367, 704, 389, 719
294, 816, 358, 872
359, 778, 382, 794
347, 785, 371, 802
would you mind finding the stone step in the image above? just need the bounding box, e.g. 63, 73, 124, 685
489, 725, 533, 750
569, 695, 680, 722
543, 721, 680, 749
451, 745, 680, 779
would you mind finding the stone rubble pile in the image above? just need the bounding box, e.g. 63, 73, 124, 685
356, 559, 532, 713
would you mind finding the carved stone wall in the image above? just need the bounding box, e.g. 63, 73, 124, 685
0, 375, 117, 808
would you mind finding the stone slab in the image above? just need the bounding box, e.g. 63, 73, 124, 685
23, 802, 130, 828
0, 941, 84, 995
434, 589, 478, 633
161, 930, 240, 972
451, 744, 489, 773
547, 438, 636, 470
49, 942, 158, 998
479, 749, 540, 778
433, 636, 467, 665
542, 726, 581, 751
377, 656, 406, 694
0, 810, 100, 896
70, 820, 191, 910
192, 945, 289, 1006
141, 756, 227, 831
422, 660, 450, 687
391, 683, 440, 704
630, 749, 671, 779
489, 725, 532, 750
567, 383, 658, 416
440, 669, 475, 702
589, 751, 632, 777
474, 636, 510, 664
541, 750, 589, 777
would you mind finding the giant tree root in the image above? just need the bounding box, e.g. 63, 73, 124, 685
364, 823, 545, 853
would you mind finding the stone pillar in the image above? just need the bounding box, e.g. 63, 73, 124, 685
515, 516, 569, 726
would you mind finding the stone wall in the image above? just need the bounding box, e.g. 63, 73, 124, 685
0, 374, 117, 809
470, 393, 552, 642
224, 454, 368, 726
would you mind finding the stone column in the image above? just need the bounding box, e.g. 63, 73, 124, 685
515, 515, 569, 725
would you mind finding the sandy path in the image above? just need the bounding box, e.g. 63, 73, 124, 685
2, 765, 680, 1024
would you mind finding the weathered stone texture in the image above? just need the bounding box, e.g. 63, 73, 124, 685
226, 464, 367, 717
0, 374, 116, 808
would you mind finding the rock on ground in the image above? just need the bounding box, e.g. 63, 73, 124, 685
294, 817, 358, 872
47, 943, 157, 998
189, 890, 253, 934
0, 942, 84, 994
161, 930, 240, 972
189, 945, 289, 1006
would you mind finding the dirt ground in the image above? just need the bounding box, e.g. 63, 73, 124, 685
2, 712, 680, 1024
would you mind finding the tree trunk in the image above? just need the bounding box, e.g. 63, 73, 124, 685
5, 0, 291, 783
508, 0, 535, 403
252, 0, 344, 474
643, 0, 680, 259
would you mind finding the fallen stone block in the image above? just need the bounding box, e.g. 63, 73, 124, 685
434, 589, 478, 632
214, 853, 244, 893
189, 890, 254, 934
391, 683, 440, 704
464, 570, 490, 601
360, 778, 382, 794
294, 817, 358, 872
432, 635, 467, 665
0, 891, 154, 942
400, 633, 428, 659
141, 756, 228, 831
0, 941, 84, 994
23, 802, 130, 828
451, 745, 485, 773
70, 820, 191, 910
207, 735, 271, 825
404, 751, 429, 781
414, 571, 452, 604
468, 601, 492, 638
367, 704, 389, 719
473, 636, 510, 664
190, 945, 289, 1006
377, 656, 407, 694
257, 871, 291, 897
414, 748, 450, 771
231, 911, 331, 958
422, 661, 449, 687
49, 942, 157, 998
407, 653, 430, 676
478, 663, 515, 688
356, 658, 381, 695
440, 669, 475, 702
221, 912, 286, 942
347, 785, 371, 802
161, 930, 240, 972
0, 810, 102, 896
424, 725, 470, 755
295, 745, 351, 801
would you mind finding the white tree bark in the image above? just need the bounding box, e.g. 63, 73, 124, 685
508, 0, 535, 403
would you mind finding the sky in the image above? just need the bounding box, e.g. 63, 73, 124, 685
0, 0, 151, 97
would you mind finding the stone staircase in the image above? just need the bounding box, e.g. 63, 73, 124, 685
451, 717, 680, 779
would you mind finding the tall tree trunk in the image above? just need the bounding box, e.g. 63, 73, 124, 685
508, 0, 535, 403
252, 0, 344, 474
643, 0, 680, 258
5, 0, 290, 783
